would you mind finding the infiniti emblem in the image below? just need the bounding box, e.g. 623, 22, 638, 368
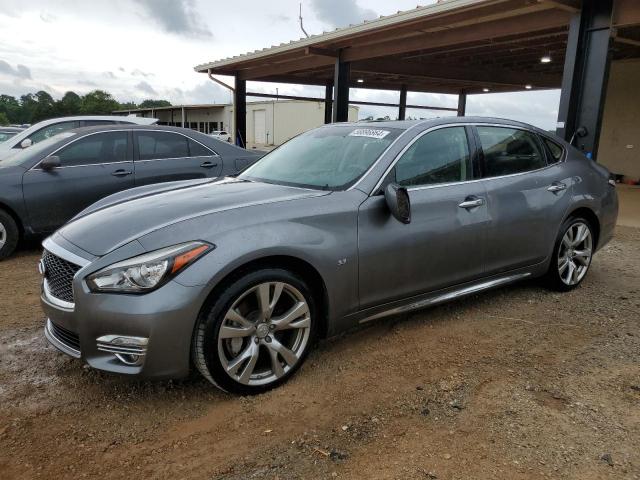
38, 259, 46, 276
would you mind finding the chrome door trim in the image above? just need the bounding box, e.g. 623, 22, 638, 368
359, 272, 531, 324
134, 154, 220, 164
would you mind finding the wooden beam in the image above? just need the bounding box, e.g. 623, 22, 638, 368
352, 59, 561, 88
238, 55, 333, 81
614, 35, 640, 48
342, 9, 572, 63
613, 0, 640, 27
536, 0, 580, 13
305, 47, 339, 57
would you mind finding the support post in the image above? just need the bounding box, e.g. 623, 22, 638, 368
556, 0, 613, 159
181, 107, 185, 128
324, 82, 333, 124
332, 56, 350, 122
457, 90, 467, 117
398, 85, 407, 120
234, 76, 247, 148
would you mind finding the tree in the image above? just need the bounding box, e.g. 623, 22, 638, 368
0, 112, 9, 126
0, 95, 21, 124
138, 99, 171, 108
31, 91, 56, 123
80, 90, 120, 115
56, 91, 82, 116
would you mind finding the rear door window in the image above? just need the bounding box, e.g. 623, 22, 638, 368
476, 126, 546, 177
188, 139, 215, 157
136, 131, 189, 160
54, 132, 128, 167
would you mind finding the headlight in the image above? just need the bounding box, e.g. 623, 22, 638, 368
86, 241, 212, 293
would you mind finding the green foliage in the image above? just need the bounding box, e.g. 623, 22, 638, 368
139, 99, 171, 108
0, 90, 172, 124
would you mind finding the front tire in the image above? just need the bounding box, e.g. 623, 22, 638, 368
0, 210, 19, 261
545, 216, 594, 291
193, 268, 317, 394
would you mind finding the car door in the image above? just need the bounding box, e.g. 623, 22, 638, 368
133, 130, 222, 186
474, 125, 573, 275
357, 125, 490, 309
22, 130, 134, 233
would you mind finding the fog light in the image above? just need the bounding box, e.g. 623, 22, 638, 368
96, 335, 148, 366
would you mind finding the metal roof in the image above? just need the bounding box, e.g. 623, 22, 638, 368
194, 0, 487, 72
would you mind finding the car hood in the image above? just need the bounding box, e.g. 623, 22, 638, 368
58, 177, 328, 256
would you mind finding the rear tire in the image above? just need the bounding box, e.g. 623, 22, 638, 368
544, 216, 594, 292
192, 268, 318, 394
0, 210, 19, 261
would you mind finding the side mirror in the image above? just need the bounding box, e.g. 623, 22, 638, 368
20, 138, 33, 149
40, 156, 61, 171
384, 183, 411, 224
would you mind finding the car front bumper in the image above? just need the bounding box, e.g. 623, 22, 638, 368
41, 239, 208, 380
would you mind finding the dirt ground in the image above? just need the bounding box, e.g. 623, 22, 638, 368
0, 228, 639, 480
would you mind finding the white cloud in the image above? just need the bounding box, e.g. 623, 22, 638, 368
0, 0, 561, 129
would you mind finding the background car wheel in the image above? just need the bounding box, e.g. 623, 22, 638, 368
545, 216, 594, 292
193, 268, 318, 394
0, 210, 19, 261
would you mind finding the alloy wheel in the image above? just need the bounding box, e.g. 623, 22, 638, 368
217, 281, 311, 386
0, 222, 6, 249
557, 221, 592, 286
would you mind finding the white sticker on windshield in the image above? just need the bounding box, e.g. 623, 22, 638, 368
348, 128, 390, 139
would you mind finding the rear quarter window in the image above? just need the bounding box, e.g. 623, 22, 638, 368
541, 136, 564, 163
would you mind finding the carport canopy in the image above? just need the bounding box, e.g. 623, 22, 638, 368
195, 0, 640, 156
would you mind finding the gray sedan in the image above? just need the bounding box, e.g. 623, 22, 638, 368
40, 118, 618, 394
0, 125, 261, 259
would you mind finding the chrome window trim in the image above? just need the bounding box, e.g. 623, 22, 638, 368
30, 129, 131, 171
134, 154, 219, 164
347, 120, 427, 192
134, 129, 218, 160
370, 122, 562, 195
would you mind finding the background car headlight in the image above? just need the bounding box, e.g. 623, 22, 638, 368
86, 241, 212, 293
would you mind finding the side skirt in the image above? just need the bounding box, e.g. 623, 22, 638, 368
350, 268, 539, 326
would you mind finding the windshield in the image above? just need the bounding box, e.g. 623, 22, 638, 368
0, 131, 76, 167
239, 126, 402, 190
0, 131, 18, 142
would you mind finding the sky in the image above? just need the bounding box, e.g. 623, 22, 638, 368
0, 0, 561, 129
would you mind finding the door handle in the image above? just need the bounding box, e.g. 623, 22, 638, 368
111, 169, 132, 177
547, 182, 567, 193
200, 161, 218, 169
458, 196, 485, 209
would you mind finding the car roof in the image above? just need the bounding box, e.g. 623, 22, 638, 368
334, 116, 549, 134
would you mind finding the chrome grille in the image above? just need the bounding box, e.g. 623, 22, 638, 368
42, 250, 81, 303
